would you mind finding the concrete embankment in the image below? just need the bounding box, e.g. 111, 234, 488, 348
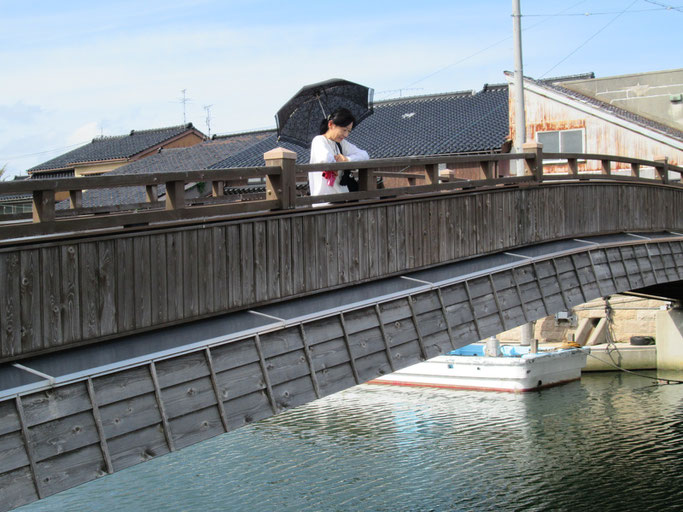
581, 343, 656, 372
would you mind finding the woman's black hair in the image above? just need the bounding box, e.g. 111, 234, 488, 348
319, 108, 356, 135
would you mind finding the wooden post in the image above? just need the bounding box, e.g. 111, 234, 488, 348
522, 141, 543, 180
165, 180, 185, 210
424, 163, 439, 185
146, 185, 158, 202
567, 158, 578, 176
69, 189, 82, 209
480, 160, 494, 180
630, 163, 640, 178
32, 189, 55, 223
264, 147, 297, 209
601, 159, 612, 175
211, 181, 225, 197
358, 167, 376, 191
654, 156, 670, 184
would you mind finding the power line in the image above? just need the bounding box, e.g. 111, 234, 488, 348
1, 140, 91, 160
524, 5, 681, 16
539, 0, 640, 79
644, 0, 683, 13
402, 0, 589, 90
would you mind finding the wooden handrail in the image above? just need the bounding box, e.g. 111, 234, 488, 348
0, 148, 681, 241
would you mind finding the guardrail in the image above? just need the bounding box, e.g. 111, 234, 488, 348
0, 143, 680, 241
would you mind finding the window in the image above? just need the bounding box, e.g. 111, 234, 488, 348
537, 129, 584, 155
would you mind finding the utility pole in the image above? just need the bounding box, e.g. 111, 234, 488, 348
512, 0, 535, 347
512, 0, 526, 176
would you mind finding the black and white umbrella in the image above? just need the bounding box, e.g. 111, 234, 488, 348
275, 78, 374, 148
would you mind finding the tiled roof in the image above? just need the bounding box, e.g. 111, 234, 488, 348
531, 77, 683, 143
55, 132, 271, 210
29, 123, 204, 173
210, 86, 510, 169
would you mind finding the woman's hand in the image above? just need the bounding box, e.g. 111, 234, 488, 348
334, 154, 349, 162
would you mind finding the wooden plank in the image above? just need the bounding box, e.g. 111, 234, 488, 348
150, 234, 169, 325
266, 219, 281, 300
0, 253, 21, 358
182, 230, 199, 318
0, 399, 21, 437
29, 410, 100, 462
316, 215, 329, 289
116, 238, 135, 331
155, 351, 211, 389
253, 221, 267, 302
92, 365, 156, 406
108, 423, 170, 472
22, 382, 92, 427
98, 392, 161, 439
168, 406, 223, 450
279, 218, 293, 296
0, 430, 30, 476
160, 376, 217, 419
226, 224, 242, 308
79, 242, 100, 339
0, 466, 40, 512
35, 443, 105, 497
19, 250, 41, 354
240, 223, 255, 304
197, 228, 215, 315
40, 246, 62, 349
98, 240, 117, 336
133, 236, 152, 328
291, 216, 305, 294
212, 227, 228, 312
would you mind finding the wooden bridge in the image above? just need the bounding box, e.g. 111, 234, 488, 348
0, 145, 682, 511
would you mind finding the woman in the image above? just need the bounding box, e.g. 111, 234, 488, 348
309, 107, 369, 196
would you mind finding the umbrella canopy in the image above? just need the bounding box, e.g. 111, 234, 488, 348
275, 78, 374, 148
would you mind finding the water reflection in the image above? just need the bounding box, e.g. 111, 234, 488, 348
16, 372, 683, 512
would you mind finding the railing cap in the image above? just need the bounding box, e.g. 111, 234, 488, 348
264, 147, 297, 162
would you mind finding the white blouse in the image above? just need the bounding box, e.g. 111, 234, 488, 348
308, 135, 369, 196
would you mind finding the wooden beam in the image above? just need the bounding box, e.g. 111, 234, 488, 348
165, 180, 185, 211
69, 190, 82, 209
32, 190, 55, 223
145, 185, 158, 203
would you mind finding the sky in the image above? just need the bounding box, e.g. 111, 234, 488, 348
1, 0, 681, 179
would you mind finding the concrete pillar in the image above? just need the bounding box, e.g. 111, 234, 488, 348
656, 308, 683, 370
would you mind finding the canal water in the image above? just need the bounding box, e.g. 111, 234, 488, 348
16, 370, 683, 512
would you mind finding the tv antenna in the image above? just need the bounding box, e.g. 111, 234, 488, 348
179, 89, 192, 124
204, 104, 213, 138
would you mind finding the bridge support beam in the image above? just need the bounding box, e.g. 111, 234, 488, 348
656, 307, 683, 370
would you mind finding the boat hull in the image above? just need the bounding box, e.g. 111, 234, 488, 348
369, 348, 589, 392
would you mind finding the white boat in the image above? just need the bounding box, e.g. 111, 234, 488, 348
369, 343, 590, 392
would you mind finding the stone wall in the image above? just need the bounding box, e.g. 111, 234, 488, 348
498, 294, 668, 344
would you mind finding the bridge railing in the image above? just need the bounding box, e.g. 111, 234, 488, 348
0, 144, 680, 241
